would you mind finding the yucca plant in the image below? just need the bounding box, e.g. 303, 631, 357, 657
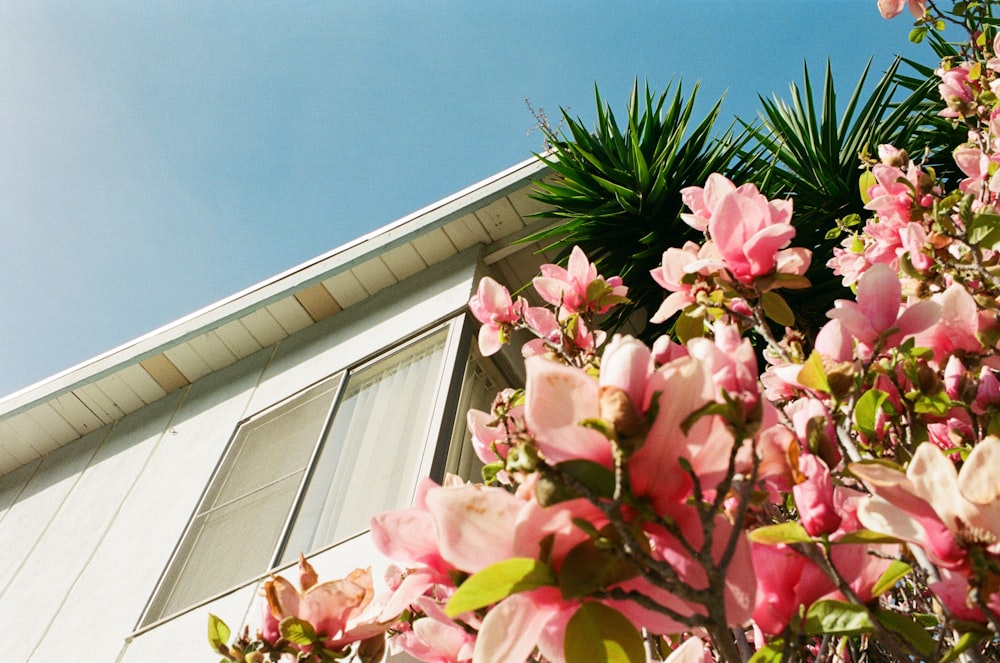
523, 81, 754, 336
743, 58, 964, 334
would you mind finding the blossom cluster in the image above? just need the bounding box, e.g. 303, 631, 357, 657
208, 2, 1000, 662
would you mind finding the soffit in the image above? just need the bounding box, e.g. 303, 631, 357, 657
0, 157, 557, 474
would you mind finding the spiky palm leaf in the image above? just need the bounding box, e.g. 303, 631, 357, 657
743, 58, 962, 335
523, 81, 753, 335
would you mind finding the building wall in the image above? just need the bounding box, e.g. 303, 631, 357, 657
0, 249, 481, 663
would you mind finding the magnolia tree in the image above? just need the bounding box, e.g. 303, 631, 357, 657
210, 2, 1000, 661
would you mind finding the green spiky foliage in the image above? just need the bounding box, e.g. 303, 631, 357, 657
524, 82, 753, 337
743, 58, 964, 335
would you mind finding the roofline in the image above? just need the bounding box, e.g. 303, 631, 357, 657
0, 156, 551, 419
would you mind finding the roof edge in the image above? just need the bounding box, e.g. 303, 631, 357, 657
0, 156, 551, 418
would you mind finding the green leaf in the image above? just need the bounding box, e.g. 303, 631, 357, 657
859, 170, 877, 205
280, 616, 318, 645
747, 521, 813, 545
748, 643, 784, 663
871, 560, 912, 597
207, 614, 231, 652
834, 529, 903, 545
874, 609, 935, 656
797, 351, 830, 393
673, 309, 705, 343
564, 602, 646, 663
941, 630, 987, 662
557, 459, 616, 500
760, 291, 795, 326
912, 389, 953, 416
445, 558, 555, 617
803, 599, 873, 635
855, 389, 889, 437
968, 212, 1000, 250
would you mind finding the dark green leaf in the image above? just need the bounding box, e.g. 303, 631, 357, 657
874, 609, 935, 656
558, 537, 640, 599
761, 291, 795, 326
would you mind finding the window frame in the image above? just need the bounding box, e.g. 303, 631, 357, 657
136, 316, 471, 631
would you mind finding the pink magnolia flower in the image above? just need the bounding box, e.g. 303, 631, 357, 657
680, 173, 750, 231
877, 0, 926, 18
663, 636, 711, 663
629, 355, 737, 510
938, 63, 977, 118
521, 304, 605, 358
259, 556, 389, 652
467, 388, 523, 466
683, 174, 810, 285
826, 263, 940, 357
852, 437, 1000, 570
599, 334, 653, 420
523, 356, 615, 466
468, 277, 524, 357
649, 241, 723, 323
793, 455, 842, 537
912, 283, 982, 364
533, 246, 628, 316
686, 322, 759, 413
752, 481, 896, 635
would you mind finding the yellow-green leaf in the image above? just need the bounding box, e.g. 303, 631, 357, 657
804, 599, 872, 635
871, 560, 911, 597
564, 603, 645, 663
445, 558, 554, 617
797, 351, 829, 394
747, 521, 813, 545
859, 170, 877, 204
207, 613, 230, 652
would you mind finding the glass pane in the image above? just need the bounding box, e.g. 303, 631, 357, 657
446, 347, 507, 481
150, 472, 304, 620
280, 330, 448, 562
208, 377, 342, 508
145, 375, 342, 624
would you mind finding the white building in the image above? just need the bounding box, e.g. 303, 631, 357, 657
0, 157, 557, 662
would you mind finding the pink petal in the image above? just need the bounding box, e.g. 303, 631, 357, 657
524, 357, 612, 465
424, 484, 521, 573
856, 263, 901, 333
473, 591, 558, 663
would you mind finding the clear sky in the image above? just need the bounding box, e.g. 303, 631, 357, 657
0, 1, 931, 397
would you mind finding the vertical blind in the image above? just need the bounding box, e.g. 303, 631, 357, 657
280, 331, 447, 562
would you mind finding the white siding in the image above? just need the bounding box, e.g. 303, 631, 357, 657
0, 247, 482, 663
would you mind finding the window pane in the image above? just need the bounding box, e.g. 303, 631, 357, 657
144, 375, 342, 624
150, 473, 303, 619
445, 349, 506, 481
280, 330, 448, 561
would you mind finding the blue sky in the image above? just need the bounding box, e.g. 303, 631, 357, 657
0, 1, 930, 397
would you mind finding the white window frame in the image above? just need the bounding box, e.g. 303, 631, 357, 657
138, 316, 472, 630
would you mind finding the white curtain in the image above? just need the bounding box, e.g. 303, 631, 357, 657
280, 330, 447, 561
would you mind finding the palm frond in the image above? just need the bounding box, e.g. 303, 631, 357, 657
524, 81, 753, 335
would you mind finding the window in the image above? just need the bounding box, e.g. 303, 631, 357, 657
442, 345, 508, 482
143, 328, 450, 625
